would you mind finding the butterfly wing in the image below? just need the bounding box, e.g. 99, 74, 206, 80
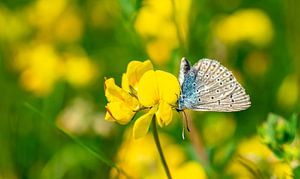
178, 57, 191, 87
187, 59, 250, 112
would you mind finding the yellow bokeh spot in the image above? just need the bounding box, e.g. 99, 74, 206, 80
203, 114, 236, 147
63, 54, 97, 87
226, 136, 291, 178
88, 0, 119, 29
146, 40, 174, 66
134, 0, 190, 65
213, 9, 274, 47
244, 51, 269, 77
0, 7, 30, 41
174, 161, 207, 179
16, 44, 63, 96
271, 162, 293, 179
27, 0, 68, 29
277, 74, 298, 109
14, 43, 98, 96
54, 9, 83, 43
111, 129, 206, 179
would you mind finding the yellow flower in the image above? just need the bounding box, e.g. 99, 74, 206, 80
121, 60, 153, 92
213, 9, 273, 47
104, 60, 180, 138
104, 78, 140, 125
133, 70, 180, 139
105, 60, 152, 125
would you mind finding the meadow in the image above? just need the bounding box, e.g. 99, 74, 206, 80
0, 0, 299, 178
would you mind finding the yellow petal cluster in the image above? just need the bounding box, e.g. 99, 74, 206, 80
213, 9, 273, 47
121, 60, 153, 92
105, 60, 153, 125
104, 60, 181, 139
133, 70, 180, 139
104, 78, 139, 125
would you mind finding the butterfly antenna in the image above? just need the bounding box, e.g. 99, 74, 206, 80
182, 122, 185, 140
182, 110, 190, 132
181, 110, 191, 140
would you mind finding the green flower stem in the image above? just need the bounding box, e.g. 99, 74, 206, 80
151, 117, 172, 179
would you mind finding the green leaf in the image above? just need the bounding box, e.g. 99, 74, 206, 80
294, 166, 300, 179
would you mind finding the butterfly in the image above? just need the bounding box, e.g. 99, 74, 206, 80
177, 57, 251, 112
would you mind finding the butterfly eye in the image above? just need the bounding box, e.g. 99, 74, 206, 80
216, 89, 220, 93
219, 82, 223, 85
211, 96, 214, 99
192, 83, 196, 86
189, 72, 194, 76
198, 98, 201, 102
231, 99, 235, 102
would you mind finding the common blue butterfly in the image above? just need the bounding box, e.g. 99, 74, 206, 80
177, 57, 251, 112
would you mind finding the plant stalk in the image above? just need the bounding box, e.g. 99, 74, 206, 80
151, 117, 172, 179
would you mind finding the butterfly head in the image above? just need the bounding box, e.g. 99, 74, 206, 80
176, 93, 186, 111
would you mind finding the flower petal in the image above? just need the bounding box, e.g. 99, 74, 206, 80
126, 60, 153, 90
138, 70, 160, 107
156, 70, 180, 105
138, 70, 180, 107
105, 78, 139, 110
133, 106, 157, 139
121, 73, 130, 92
105, 111, 115, 122
156, 100, 173, 127
105, 101, 136, 125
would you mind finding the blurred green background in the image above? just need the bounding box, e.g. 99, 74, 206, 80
0, 0, 300, 178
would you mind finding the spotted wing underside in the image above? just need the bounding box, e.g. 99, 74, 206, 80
187, 58, 250, 112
